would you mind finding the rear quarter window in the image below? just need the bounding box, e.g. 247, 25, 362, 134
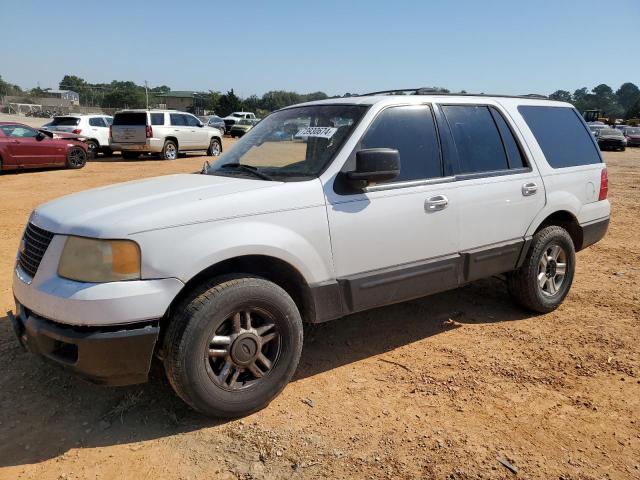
113, 112, 147, 126
151, 113, 165, 125
518, 106, 601, 168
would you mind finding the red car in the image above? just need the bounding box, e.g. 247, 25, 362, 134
0, 122, 88, 173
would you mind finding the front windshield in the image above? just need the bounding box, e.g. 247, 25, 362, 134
208, 105, 367, 181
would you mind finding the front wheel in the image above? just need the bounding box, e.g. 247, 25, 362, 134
66, 146, 87, 169
508, 226, 576, 313
163, 276, 303, 418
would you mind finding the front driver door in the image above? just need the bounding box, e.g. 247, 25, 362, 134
325, 105, 461, 313
3, 125, 57, 167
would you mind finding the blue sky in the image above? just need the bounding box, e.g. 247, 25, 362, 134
2, 0, 639, 97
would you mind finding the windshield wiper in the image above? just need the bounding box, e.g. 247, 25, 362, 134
218, 163, 274, 181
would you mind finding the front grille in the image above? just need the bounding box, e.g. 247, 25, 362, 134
18, 223, 54, 278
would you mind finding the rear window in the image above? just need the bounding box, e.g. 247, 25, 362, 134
49, 117, 80, 127
518, 106, 601, 168
113, 112, 147, 126
150, 113, 165, 125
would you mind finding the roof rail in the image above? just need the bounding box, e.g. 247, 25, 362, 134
357, 88, 549, 100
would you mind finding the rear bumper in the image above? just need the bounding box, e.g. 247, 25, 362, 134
580, 217, 609, 250
109, 138, 164, 153
8, 304, 159, 386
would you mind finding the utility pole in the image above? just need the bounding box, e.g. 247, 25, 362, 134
145, 80, 149, 109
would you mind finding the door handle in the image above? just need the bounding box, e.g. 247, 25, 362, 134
425, 195, 449, 212
522, 182, 538, 196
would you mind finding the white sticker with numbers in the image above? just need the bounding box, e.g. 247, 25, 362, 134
295, 126, 337, 139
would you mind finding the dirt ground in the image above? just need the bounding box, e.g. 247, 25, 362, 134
0, 137, 638, 480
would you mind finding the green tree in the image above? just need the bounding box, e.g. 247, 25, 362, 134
615, 82, 640, 119
217, 89, 243, 116
549, 90, 572, 102
101, 81, 145, 108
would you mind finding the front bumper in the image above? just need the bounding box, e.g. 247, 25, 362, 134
8, 303, 159, 386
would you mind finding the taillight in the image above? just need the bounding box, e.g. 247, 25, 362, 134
146, 125, 153, 138
109, 125, 112, 139
72, 129, 82, 134
598, 167, 608, 201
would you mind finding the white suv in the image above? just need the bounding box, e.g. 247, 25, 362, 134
10, 92, 610, 418
109, 109, 223, 160
43, 114, 113, 156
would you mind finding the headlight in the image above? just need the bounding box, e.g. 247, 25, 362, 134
58, 237, 141, 283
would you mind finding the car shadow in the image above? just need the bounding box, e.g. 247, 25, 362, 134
0, 277, 536, 467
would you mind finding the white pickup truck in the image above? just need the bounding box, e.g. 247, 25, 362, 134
222, 111, 258, 133
9, 92, 609, 418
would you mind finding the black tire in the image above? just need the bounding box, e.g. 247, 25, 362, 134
508, 226, 576, 313
85, 140, 99, 158
122, 151, 139, 160
161, 140, 178, 160
66, 146, 87, 169
620, 147, 626, 152
101, 147, 113, 157
163, 275, 303, 418
207, 138, 222, 156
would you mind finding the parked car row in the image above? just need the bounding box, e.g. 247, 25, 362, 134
587, 122, 640, 151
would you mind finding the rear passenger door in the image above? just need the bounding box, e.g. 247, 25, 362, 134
436, 103, 545, 280
88, 117, 108, 146
326, 104, 461, 312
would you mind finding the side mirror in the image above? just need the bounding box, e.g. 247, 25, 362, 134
347, 148, 400, 188
35, 131, 46, 141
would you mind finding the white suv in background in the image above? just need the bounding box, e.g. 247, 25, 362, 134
43, 114, 113, 156
10, 92, 610, 418
109, 110, 223, 160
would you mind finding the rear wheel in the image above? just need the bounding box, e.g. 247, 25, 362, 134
66, 147, 87, 169
101, 147, 113, 157
163, 275, 303, 418
122, 151, 139, 160
207, 138, 222, 156
162, 140, 178, 160
508, 226, 575, 313
85, 140, 99, 158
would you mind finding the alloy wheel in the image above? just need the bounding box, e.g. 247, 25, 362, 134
537, 244, 567, 296
205, 309, 280, 391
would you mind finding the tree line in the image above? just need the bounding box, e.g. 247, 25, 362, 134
2, 73, 639, 119
549, 83, 640, 119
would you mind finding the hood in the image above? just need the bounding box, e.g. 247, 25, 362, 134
31, 174, 320, 238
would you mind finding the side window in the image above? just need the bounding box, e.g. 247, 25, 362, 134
1, 125, 38, 138
170, 113, 185, 126
104, 117, 113, 126
359, 105, 441, 183
441, 105, 509, 174
518, 106, 601, 168
89, 117, 106, 127
151, 113, 165, 125
185, 115, 200, 127
489, 107, 526, 169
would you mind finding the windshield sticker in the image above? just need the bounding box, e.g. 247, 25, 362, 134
295, 127, 337, 139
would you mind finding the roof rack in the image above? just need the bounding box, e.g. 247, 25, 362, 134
357, 88, 548, 100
